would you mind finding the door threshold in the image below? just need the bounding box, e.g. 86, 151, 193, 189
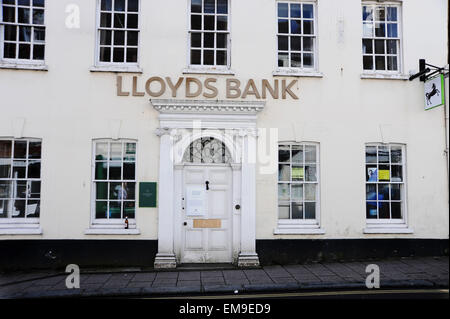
177, 263, 237, 271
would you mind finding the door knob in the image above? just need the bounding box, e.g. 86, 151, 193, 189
205, 180, 209, 190
183, 222, 187, 226
235, 204, 241, 210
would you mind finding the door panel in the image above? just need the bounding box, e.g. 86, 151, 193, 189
181, 165, 232, 263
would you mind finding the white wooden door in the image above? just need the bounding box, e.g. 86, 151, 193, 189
181, 165, 232, 263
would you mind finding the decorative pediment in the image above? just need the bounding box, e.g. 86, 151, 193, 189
151, 99, 265, 115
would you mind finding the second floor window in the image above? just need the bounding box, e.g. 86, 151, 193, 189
97, 0, 139, 64
362, 3, 401, 72
277, 1, 316, 70
1, 0, 45, 63
189, 0, 229, 68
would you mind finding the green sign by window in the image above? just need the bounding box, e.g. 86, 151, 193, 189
139, 182, 157, 207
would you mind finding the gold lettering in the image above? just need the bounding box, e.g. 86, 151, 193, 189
116, 76, 130, 96
203, 78, 218, 98
145, 77, 166, 97
242, 79, 261, 99
262, 79, 279, 99
226, 79, 241, 98
166, 77, 184, 97
282, 79, 298, 99
132, 76, 145, 96
186, 77, 202, 98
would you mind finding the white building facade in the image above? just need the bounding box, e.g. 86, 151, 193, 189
0, 0, 448, 270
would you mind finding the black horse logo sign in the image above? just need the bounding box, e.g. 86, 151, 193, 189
425, 83, 440, 105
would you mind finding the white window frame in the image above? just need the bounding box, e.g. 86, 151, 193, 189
360, 1, 408, 80
86, 139, 140, 235
274, 142, 324, 235
364, 143, 412, 234
273, 0, 322, 77
91, 0, 142, 73
0, 0, 47, 70
0, 137, 42, 235
184, 0, 233, 75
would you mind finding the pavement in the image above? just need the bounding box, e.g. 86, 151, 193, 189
0, 256, 448, 299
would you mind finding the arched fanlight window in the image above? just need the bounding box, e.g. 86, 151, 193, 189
183, 137, 231, 163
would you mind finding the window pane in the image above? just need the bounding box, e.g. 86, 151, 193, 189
303, 37, 313, 51
387, 56, 397, 71
278, 204, 290, 219
109, 201, 121, 218
204, 49, 214, 65
96, 182, 108, 200
0, 160, 11, 179
127, 31, 138, 46
387, 23, 398, 37
366, 165, 377, 182
391, 202, 402, 219
305, 164, 316, 181
278, 184, 290, 201
14, 141, 27, 159
191, 32, 201, 47
101, 0, 112, 11
387, 7, 397, 21
127, 14, 138, 29
303, 4, 313, 19
391, 184, 401, 200
362, 6, 373, 21
124, 201, 135, 218
375, 7, 385, 21
204, 15, 214, 30
290, 3, 300, 18
27, 160, 40, 178
126, 48, 137, 62
366, 201, 377, 219
305, 145, 316, 162
375, 23, 385, 37
19, 26, 31, 42
378, 202, 390, 219
3, 6, 15, 22
191, 15, 201, 30
291, 20, 301, 34
278, 52, 289, 67
217, 0, 227, 14
110, 143, 121, 160
5, 25, 17, 41
34, 27, 45, 43
216, 50, 226, 65
278, 36, 288, 51
96, 201, 107, 219
33, 0, 44, 7
278, 164, 290, 181
110, 182, 122, 200
123, 162, 135, 180
290, 36, 300, 51
0, 182, 12, 199
292, 202, 303, 219
4, 43, 16, 59
0, 141, 12, 158
304, 184, 315, 201
114, 13, 125, 28
291, 145, 303, 163
374, 40, 384, 54
217, 15, 227, 30
99, 47, 111, 62
386, 39, 397, 54
0, 200, 10, 218
191, 0, 201, 13
390, 146, 402, 163
32, 8, 44, 24
379, 165, 390, 181
278, 145, 290, 162
100, 12, 111, 27
191, 49, 201, 64
18, 8, 30, 24
365, 146, 377, 163
391, 165, 402, 182
303, 20, 313, 34
375, 56, 385, 70
303, 53, 313, 67
378, 146, 389, 163
378, 183, 389, 200
114, 0, 125, 11
278, 19, 288, 33
362, 22, 373, 37
109, 162, 122, 180
128, 0, 139, 12
114, 30, 125, 45
363, 56, 373, 70
95, 162, 107, 180
292, 165, 304, 181
366, 184, 376, 200
204, 33, 214, 48
29, 181, 40, 198
12, 200, 25, 218
278, 3, 288, 18
124, 182, 135, 200
15, 181, 27, 198
204, 0, 215, 13
304, 202, 315, 219
291, 53, 301, 67
216, 33, 226, 48
363, 39, 373, 54
112, 46, 123, 61
291, 184, 303, 201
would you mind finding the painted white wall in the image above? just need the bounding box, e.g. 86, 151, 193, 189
0, 0, 448, 240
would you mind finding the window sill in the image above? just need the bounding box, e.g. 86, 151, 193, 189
182, 67, 235, 75
360, 73, 409, 80
84, 228, 140, 235
363, 226, 413, 234
89, 65, 143, 73
0, 62, 48, 71
273, 69, 323, 78
0, 227, 42, 235
274, 227, 325, 235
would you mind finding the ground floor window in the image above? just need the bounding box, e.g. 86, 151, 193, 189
92, 139, 136, 226
365, 143, 406, 223
0, 138, 41, 222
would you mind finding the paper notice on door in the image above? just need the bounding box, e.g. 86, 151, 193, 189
193, 219, 221, 228
186, 185, 206, 216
